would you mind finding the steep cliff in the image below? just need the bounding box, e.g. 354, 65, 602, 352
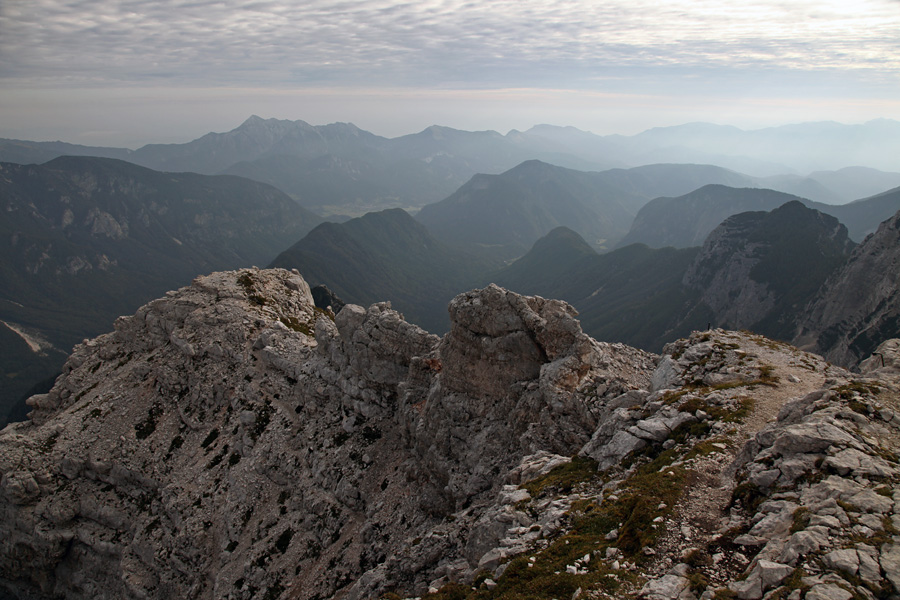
795, 208, 900, 368
683, 201, 855, 341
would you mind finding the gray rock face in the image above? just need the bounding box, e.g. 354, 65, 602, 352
406, 283, 655, 512
859, 338, 900, 375
795, 208, 900, 368
683, 201, 854, 340
0, 269, 656, 600
3, 270, 900, 600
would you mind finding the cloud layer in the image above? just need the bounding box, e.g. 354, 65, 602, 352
1, 0, 899, 145
3, 0, 898, 88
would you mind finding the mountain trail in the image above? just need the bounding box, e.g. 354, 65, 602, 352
641, 330, 838, 586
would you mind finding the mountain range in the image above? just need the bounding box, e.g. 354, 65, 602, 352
4, 117, 900, 428
0, 156, 322, 425
3, 116, 900, 600
271, 194, 893, 365
618, 184, 900, 248
5, 117, 900, 216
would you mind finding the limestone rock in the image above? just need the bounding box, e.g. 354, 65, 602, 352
795, 208, 900, 368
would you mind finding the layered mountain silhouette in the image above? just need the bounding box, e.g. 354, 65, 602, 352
619, 184, 900, 248
415, 160, 646, 259
5, 117, 900, 217
495, 201, 857, 351
4, 118, 900, 426
0, 156, 322, 424
269, 208, 497, 333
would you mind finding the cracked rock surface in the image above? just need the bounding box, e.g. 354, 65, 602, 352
1, 270, 899, 600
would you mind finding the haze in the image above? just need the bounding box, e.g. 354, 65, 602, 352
1, 0, 899, 147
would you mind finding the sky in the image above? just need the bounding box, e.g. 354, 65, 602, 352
1, 0, 899, 148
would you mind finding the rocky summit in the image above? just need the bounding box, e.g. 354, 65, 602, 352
1, 268, 899, 600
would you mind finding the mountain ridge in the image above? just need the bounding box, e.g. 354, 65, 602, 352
1, 267, 897, 600
5, 118, 900, 215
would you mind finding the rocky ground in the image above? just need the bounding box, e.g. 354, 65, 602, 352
1, 268, 898, 600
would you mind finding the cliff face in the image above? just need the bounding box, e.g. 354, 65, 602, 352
2, 268, 899, 600
795, 208, 900, 368
683, 201, 854, 341
0, 268, 653, 599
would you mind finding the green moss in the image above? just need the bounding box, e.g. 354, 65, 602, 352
522, 456, 598, 497
790, 507, 811, 533
422, 582, 470, 600
279, 315, 312, 335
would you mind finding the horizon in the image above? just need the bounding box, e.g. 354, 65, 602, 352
4, 114, 900, 151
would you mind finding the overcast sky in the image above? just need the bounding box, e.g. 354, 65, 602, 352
1, 0, 899, 147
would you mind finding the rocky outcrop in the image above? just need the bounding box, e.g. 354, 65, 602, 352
2, 269, 898, 600
683, 201, 854, 340
0, 269, 654, 599
311, 284, 345, 314
795, 208, 900, 368
724, 380, 900, 600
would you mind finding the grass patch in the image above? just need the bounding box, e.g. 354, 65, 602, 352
835, 381, 881, 400
685, 437, 730, 460
279, 315, 312, 335
730, 481, 767, 513
422, 582, 470, 600
677, 395, 754, 424
522, 456, 598, 498
790, 507, 811, 533
454, 450, 687, 599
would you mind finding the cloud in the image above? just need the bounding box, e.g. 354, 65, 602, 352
1, 0, 898, 88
